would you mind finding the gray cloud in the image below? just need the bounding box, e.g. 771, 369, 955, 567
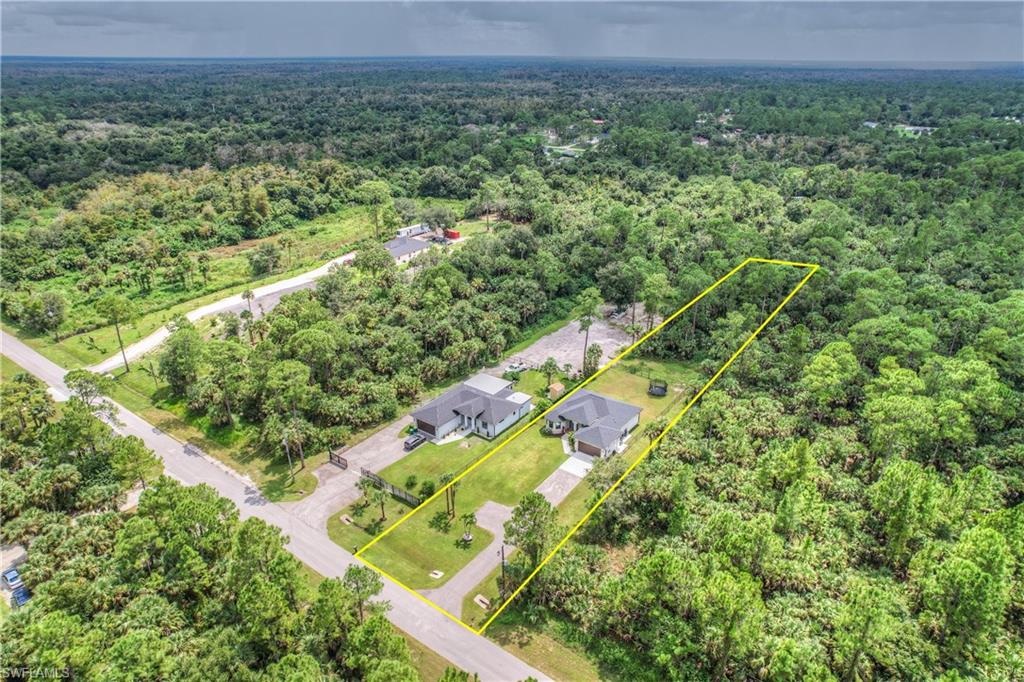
2, 2, 1021, 63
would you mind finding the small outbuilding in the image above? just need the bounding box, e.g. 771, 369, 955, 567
396, 223, 431, 238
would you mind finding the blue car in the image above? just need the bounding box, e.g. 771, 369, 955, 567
11, 586, 31, 608
2, 567, 23, 590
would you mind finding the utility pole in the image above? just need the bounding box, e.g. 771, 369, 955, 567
497, 544, 506, 596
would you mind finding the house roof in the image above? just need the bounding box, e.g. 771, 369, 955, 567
413, 374, 528, 428
463, 374, 512, 395
574, 425, 624, 451
384, 236, 430, 260
550, 389, 641, 450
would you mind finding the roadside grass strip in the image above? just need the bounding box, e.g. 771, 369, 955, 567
356, 257, 819, 634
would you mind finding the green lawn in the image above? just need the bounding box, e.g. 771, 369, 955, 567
360, 355, 699, 597
359, 424, 567, 589
460, 560, 505, 628
378, 435, 494, 493
510, 368, 572, 399
1, 354, 31, 383
587, 355, 701, 424
453, 218, 491, 238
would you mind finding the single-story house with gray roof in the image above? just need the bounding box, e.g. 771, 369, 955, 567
546, 389, 641, 457
384, 236, 430, 264
412, 374, 532, 441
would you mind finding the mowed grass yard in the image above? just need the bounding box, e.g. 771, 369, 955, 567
586, 356, 701, 425
1, 354, 31, 382
358, 422, 567, 589
327, 434, 495, 553
356, 357, 698, 592
328, 368, 571, 551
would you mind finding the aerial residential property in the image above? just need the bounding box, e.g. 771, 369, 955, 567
2, 2, 1019, 681
383, 235, 431, 263
412, 373, 533, 440
545, 389, 641, 457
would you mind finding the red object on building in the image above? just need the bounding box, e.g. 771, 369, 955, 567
444, 229, 461, 239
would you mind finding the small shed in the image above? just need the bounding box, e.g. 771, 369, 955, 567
548, 382, 566, 400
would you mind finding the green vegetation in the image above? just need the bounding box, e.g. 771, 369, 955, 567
0, 354, 30, 382
360, 425, 567, 588
486, 611, 616, 682
381, 435, 495, 492
102, 355, 320, 500
2, 58, 1022, 680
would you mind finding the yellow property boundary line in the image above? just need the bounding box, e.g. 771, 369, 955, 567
356, 257, 819, 634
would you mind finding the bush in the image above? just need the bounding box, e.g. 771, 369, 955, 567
404, 474, 418, 491
419, 480, 436, 498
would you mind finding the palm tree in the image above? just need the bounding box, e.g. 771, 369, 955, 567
643, 418, 668, 444
461, 512, 477, 542
279, 234, 294, 268
371, 487, 389, 521
540, 357, 559, 387
356, 478, 374, 509
573, 288, 603, 372
282, 417, 309, 469
242, 289, 254, 316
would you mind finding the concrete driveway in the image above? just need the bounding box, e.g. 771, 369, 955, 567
420, 501, 513, 618
281, 414, 413, 531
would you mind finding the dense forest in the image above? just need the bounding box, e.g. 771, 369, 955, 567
2, 58, 1022, 680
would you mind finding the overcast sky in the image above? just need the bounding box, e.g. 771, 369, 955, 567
2, 2, 1022, 64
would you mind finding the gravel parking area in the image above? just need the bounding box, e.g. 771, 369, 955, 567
501, 308, 633, 375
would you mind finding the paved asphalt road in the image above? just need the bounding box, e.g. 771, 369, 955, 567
89, 235, 468, 375
90, 251, 357, 374
2, 330, 547, 682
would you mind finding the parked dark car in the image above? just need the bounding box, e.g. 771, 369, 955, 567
403, 433, 427, 451
11, 587, 31, 608
2, 567, 23, 590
